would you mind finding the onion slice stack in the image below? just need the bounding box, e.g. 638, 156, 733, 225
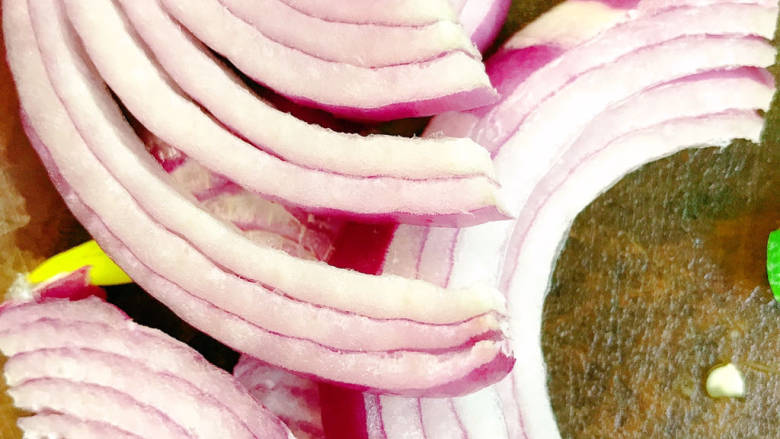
319, 0, 778, 437
5, 0, 512, 396
65, 0, 507, 226
159, 0, 497, 120
0, 298, 292, 439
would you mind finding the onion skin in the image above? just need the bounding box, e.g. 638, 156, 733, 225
318, 1, 778, 437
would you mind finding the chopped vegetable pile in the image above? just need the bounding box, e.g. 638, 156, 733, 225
1, 0, 777, 438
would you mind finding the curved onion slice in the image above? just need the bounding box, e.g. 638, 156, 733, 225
11, 379, 194, 439
0, 296, 126, 332
142, 131, 507, 354
501, 110, 766, 438
218, 0, 478, 67
274, 0, 459, 26
114, 0, 494, 183
0, 299, 292, 439
318, 1, 777, 436
18, 414, 144, 439
8, 0, 512, 394
451, 0, 511, 51
158, 0, 498, 120
24, 0, 505, 325
235, 356, 325, 439
469, 0, 778, 153
64, 0, 506, 224
0, 299, 291, 438
143, 132, 340, 261
6, 349, 260, 439
15, 175, 515, 396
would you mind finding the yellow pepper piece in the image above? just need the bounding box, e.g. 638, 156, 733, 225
27, 240, 132, 286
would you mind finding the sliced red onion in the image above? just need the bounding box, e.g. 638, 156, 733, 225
487, 34, 773, 221
18, 414, 143, 439
0, 296, 126, 332
470, 0, 778, 153
22, 0, 506, 332
158, 0, 498, 120
218, 0, 479, 67
144, 132, 341, 261
354, 75, 774, 439
451, 0, 511, 52
138, 130, 512, 349
318, 0, 777, 436
31, 266, 106, 303
0, 300, 293, 437
274, 0, 460, 26
502, 109, 766, 438
12, 183, 514, 396
6, 348, 259, 439
24, 120, 510, 393
115, 0, 494, 183
235, 356, 325, 439
14, 136, 510, 396
12, 61, 512, 397
9, 379, 193, 439
63, 0, 505, 224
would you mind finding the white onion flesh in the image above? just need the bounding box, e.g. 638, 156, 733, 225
220, 0, 479, 67
159, 0, 498, 120
7, 348, 259, 439
0, 298, 292, 438
64, 0, 506, 222
145, 132, 340, 261
1, 302, 294, 438
274, 0, 459, 26
113, 0, 496, 183
18, 0, 508, 327
11, 379, 195, 439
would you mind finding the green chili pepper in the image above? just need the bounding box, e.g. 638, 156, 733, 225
768, 229, 780, 303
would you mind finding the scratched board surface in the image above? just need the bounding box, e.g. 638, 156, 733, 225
0, 1, 778, 438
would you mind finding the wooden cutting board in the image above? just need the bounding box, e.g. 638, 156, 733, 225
0, 1, 777, 438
